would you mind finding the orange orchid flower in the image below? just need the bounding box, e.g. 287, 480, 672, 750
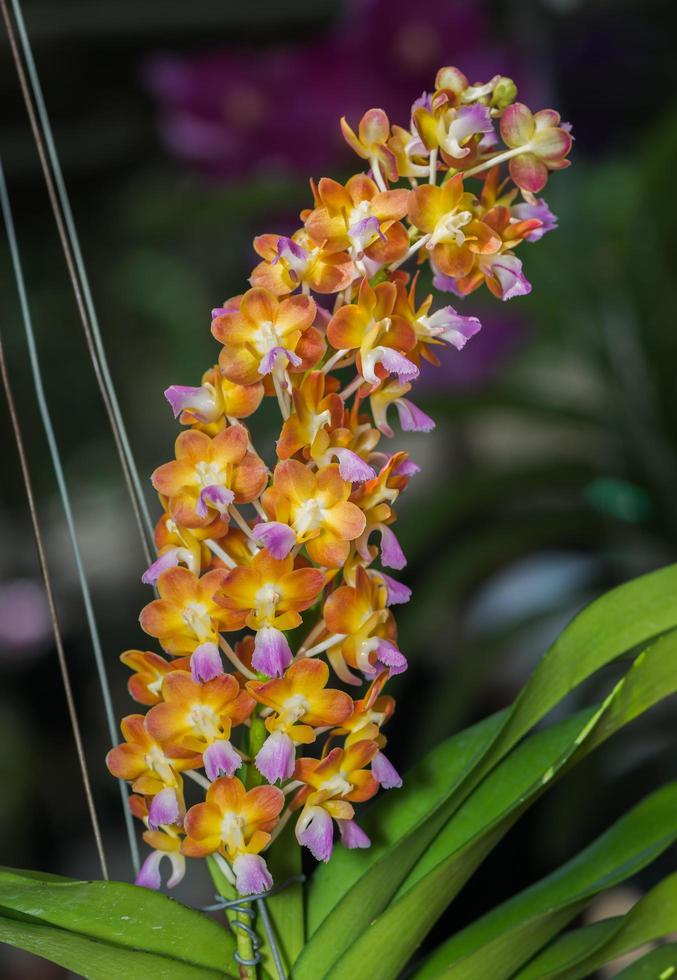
120, 649, 190, 706
246, 658, 353, 783
291, 739, 379, 861
212, 286, 320, 385
304, 174, 409, 267
106, 714, 200, 797
139, 567, 237, 655
151, 425, 267, 530
262, 460, 366, 568
145, 670, 254, 780
165, 365, 264, 433
183, 776, 284, 894
276, 371, 378, 483
326, 277, 418, 387
216, 550, 325, 633
323, 565, 406, 683
339, 108, 398, 183
251, 230, 356, 297
350, 451, 415, 570
408, 173, 501, 278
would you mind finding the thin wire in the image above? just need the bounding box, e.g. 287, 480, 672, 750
0, 337, 109, 881
0, 0, 155, 567
202, 876, 306, 980
0, 157, 140, 873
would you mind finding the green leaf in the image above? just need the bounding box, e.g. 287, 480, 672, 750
613, 942, 677, 979
300, 563, 677, 968
299, 628, 677, 979
0, 915, 226, 979
305, 711, 507, 935
0, 868, 235, 977
412, 781, 677, 978
515, 873, 677, 979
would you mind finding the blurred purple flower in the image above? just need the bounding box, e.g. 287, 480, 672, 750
418, 310, 529, 390
0, 579, 52, 656
145, 0, 540, 180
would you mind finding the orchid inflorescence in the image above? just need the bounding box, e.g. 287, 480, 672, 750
107, 65, 571, 898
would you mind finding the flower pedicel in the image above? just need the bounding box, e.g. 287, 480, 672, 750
107, 65, 572, 895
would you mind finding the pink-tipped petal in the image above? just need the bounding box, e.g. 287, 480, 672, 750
369, 347, 419, 385
252, 626, 293, 678
512, 199, 558, 241
426, 306, 482, 350
255, 730, 295, 784
233, 853, 273, 896
296, 805, 334, 863
190, 642, 224, 682
333, 448, 376, 483
204, 739, 241, 780
252, 521, 297, 559
380, 525, 407, 569
375, 639, 408, 675
378, 572, 412, 606
372, 750, 403, 789
135, 851, 163, 890
141, 548, 191, 585
164, 384, 219, 422
484, 254, 532, 301
393, 458, 420, 477
196, 484, 234, 519
394, 398, 435, 433
148, 787, 181, 830
338, 818, 371, 850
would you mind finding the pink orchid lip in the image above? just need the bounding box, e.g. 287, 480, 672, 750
255, 730, 296, 784
190, 642, 224, 682
296, 805, 334, 863
378, 524, 407, 569
136, 850, 184, 891
196, 484, 234, 518
374, 571, 412, 606
148, 787, 181, 830
252, 626, 293, 677
252, 520, 297, 559
372, 750, 403, 789
333, 448, 376, 483
164, 384, 219, 422
141, 547, 192, 585
338, 818, 371, 850
233, 853, 273, 896
203, 739, 241, 781
394, 397, 435, 433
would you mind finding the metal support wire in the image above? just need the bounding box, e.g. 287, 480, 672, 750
202, 876, 305, 980
0, 335, 109, 881
0, 0, 156, 567
0, 157, 140, 874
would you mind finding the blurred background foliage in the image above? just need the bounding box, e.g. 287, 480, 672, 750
1, 0, 676, 975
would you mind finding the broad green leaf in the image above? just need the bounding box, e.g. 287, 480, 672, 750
412, 781, 677, 978
0, 867, 234, 975
0, 915, 226, 979
515, 873, 677, 979
613, 942, 677, 978
301, 564, 677, 964
305, 711, 507, 935
302, 629, 677, 979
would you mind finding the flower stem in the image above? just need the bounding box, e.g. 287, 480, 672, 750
235, 911, 257, 980
246, 708, 267, 788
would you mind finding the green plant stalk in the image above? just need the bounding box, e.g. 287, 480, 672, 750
232, 708, 270, 978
